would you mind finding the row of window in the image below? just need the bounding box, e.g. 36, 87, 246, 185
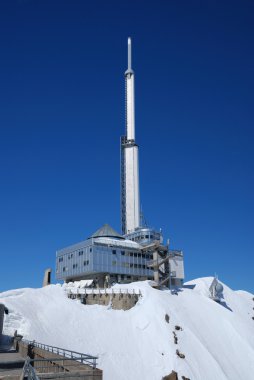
77, 249, 92, 256
129, 234, 154, 241
112, 250, 153, 259
62, 260, 90, 272
61, 258, 151, 273
131, 263, 148, 269
59, 248, 154, 264
58, 248, 92, 262
112, 261, 149, 270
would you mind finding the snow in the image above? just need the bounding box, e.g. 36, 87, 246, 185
93, 236, 141, 248
64, 279, 95, 289
0, 277, 254, 380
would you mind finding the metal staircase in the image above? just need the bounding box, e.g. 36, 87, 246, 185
142, 243, 175, 287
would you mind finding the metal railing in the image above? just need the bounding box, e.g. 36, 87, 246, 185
66, 287, 142, 296
21, 358, 40, 380
21, 357, 101, 379
21, 340, 98, 369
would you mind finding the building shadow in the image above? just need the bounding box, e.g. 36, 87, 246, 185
183, 284, 196, 290
0, 334, 15, 353
219, 300, 233, 312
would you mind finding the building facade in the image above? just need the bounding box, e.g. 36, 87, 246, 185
56, 224, 184, 287
56, 224, 154, 286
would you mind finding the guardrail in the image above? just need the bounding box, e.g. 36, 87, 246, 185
21, 358, 40, 380
21, 357, 101, 379
21, 340, 98, 369
65, 287, 142, 296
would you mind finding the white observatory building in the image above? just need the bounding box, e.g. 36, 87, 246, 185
56, 38, 184, 288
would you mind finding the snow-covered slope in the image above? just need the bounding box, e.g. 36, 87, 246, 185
0, 278, 254, 380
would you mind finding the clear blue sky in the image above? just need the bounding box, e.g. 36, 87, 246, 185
0, 0, 253, 293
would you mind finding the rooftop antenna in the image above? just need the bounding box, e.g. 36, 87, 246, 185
140, 204, 148, 228
128, 37, 132, 71
121, 37, 140, 234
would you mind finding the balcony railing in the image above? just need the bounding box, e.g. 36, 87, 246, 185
21, 340, 98, 369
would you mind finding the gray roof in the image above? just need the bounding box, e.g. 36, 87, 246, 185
90, 224, 124, 240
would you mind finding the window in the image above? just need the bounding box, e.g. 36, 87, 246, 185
145, 235, 149, 239
141, 254, 145, 258
63, 267, 66, 272
143, 265, 146, 269
68, 253, 73, 259
112, 260, 117, 266
90, 247, 92, 252
138, 253, 141, 258
134, 253, 137, 257
134, 264, 137, 268
59, 257, 63, 262
130, 263, 133, 268
73, 264, 78, 269
130, 252, 133, 257
84, 260, 89, 266
112, 250, 116, 255
78, 250, 83, 256
121, 250, 125, 255
150, 235, 154, 239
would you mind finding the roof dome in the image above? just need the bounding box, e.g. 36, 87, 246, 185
90, 224, 125, 240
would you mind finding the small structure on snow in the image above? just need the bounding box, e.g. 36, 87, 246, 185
209, 277, 224, 302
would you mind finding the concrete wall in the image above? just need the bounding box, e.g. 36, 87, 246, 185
169, 255, 184, 280
77, 293, 140, 311
43, 268, 52, 287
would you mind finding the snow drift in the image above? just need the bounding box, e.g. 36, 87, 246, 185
0, 277, 254, 380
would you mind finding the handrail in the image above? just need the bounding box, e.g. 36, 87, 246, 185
66, 288, 142, 296
21, 357, 40, 380
146, 255, 170, 268
21, 340, 98, 369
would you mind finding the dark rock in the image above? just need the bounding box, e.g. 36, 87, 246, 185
162, 370, 178, 380
176, 349, 185, 359
173, 331, 178, 344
